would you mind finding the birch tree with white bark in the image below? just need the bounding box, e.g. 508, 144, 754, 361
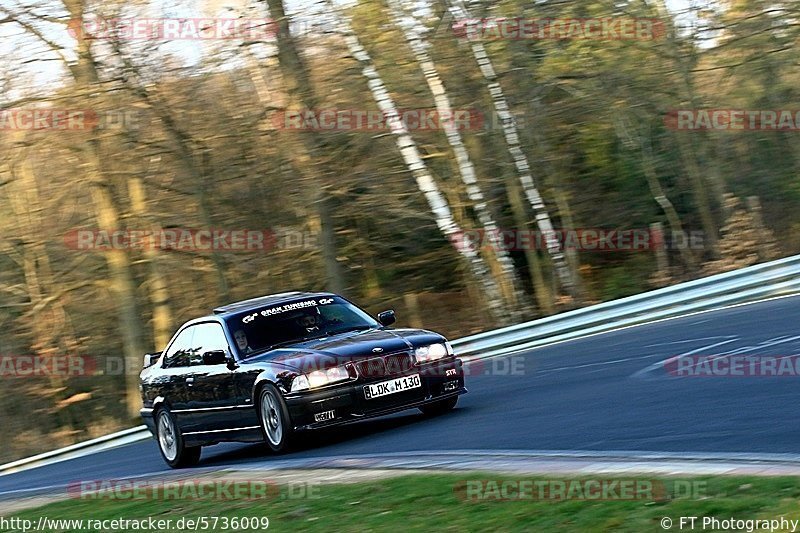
447, 0, 582, 303
327, 1, 510, 321
387, 0, 525, 310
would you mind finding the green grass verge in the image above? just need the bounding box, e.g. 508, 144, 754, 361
4, 473, 800, 532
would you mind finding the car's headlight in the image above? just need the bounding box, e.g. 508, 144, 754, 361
291, 365, 350, 392
414, 342, 453, 363
290, 374, 309, 392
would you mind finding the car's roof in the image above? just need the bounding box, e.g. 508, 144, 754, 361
212, 291, 336, 317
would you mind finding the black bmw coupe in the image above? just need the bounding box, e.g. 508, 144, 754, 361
140, 292, 467, 467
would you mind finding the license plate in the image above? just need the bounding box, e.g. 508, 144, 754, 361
364, 374, 421, 399
314, 410, 335, 422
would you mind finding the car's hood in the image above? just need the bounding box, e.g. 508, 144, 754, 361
244, 327, 446, 370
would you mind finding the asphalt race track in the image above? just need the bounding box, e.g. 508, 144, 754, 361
4, 295, 800, 497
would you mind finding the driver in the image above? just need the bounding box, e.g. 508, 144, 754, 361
297, 309, 321, 334
233, 329, 254, 355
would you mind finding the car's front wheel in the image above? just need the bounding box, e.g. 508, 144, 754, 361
419, 396, 458, 416
259, 384, 293, 453
156, 409, 201, 468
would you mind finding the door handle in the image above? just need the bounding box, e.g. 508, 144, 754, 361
185, 377, 195, 385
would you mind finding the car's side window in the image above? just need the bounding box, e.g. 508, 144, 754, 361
163, 326, 195, 368
190, 322, 230, 366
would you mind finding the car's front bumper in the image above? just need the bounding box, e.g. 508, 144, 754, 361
285, 356, 467, 431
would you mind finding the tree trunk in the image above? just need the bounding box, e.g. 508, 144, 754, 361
523, 108, 585, 302
264, 0, 346, 294
651, 222, 670, 275
128, 157, 174, 350
653, 0, 721, 256
447, 0, 580, 303
403, 292, 424, 329
387, 0, 524, 309
640, 143, 696, 270
65, 3, 147, 419
673, 133, 719, 256
119, 81, 231, 300
506, 176, 554, 314
88, 161, 147, 420
7, 140, 79, 402
614, 117, 696, 270
317, 191, 345, 294
328, 4, 509, 321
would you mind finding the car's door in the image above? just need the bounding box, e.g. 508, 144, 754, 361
181, 322, 239, 432
159, 326, 197, 431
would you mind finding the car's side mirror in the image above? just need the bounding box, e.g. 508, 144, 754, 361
143, 352, 162, 368
202, 350, 228, 366
377, 310, 396, 327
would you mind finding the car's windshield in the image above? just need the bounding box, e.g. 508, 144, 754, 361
229, 296, 379, 358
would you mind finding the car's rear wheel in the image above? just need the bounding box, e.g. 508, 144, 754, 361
419, 396, 458, 416
156, 409, 201, 468
259, 384, 293, 453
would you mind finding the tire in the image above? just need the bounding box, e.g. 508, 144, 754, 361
419, 396, 458, 416
155, 408, 201, 468
258, 384, 294, 453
